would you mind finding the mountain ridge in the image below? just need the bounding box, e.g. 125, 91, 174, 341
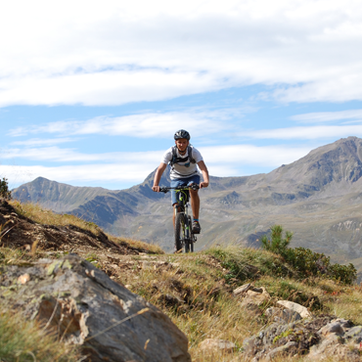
12, 136, 362, 278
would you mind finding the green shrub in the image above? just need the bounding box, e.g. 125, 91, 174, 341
211, 248, 256, 283
328, 262, 357, 285
261, 225, 357, 285
0, 177, 11, 200
209, 245, 295, 284
286, 247, 331, 277
261, 225, 292, 257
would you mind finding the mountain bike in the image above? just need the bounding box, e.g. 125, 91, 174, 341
160, 185, 199, 253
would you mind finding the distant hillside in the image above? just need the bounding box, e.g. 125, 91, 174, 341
12, 137, 362, 276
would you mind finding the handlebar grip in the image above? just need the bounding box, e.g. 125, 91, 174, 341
190, 184, 200, 191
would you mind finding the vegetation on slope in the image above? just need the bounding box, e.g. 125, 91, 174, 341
10, 199, 164, 255
0, 177, 11, 200
1, 197, 361, 361
117, 246, 362, 361
261, 225, 357, 285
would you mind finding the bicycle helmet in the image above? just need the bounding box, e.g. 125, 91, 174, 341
174, 129, 190, 140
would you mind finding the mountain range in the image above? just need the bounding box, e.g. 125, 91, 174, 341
12, 136, 362, 277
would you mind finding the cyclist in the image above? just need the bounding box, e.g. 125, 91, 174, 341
152, 129, 209, 234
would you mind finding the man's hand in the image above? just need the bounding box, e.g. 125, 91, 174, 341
152, 163, 167, 193
197, 161, 209, 189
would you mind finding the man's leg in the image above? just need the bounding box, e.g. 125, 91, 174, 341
189, 188, 200, 220
171, 179, 184, 228
187, 175, 201, 233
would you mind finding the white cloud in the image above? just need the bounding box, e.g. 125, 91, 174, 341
200, 144, 310, 167
1, 0, 362, 106
0, 71, 222, 108
10, 138, 75, 146
4, 143, 307, 168
291, 109, 362, 123
242, 125, 362, 140
1, 143, 311, 190
2, 146, 164, 163
8, 111, 232, 138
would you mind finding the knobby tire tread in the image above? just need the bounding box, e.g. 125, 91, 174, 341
186, 216, 194, 253
175, 212, 184, 252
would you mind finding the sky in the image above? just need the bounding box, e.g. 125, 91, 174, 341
1, 0, 362, 191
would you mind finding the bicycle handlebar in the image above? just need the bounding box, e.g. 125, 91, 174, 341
159, 184, 200, 193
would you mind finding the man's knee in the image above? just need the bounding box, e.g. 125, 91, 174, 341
190, 189, 199, 196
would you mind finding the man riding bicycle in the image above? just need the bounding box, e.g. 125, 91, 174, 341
152, 129, 209, 234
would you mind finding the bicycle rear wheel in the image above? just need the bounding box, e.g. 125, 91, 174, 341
174, 212, 185, 252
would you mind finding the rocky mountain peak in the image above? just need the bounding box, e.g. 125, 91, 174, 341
11, 137, 362, 263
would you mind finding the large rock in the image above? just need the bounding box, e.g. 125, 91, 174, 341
0, 253, 191, 362
308, 318, 361, 361
243, 313, 362, 361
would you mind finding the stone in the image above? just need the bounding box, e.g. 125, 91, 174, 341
0, 254, 191, 362
240, 287, 270, 309
276, 300, 311, 319
17, 273, 30, 284
319, 322, 344, 336
345, 325, 362, 343
242, 317, 337, 360
267, 341, 298, 359
265, 307, 302, 324
233, 283, 252, 296
308, 334, 361, 361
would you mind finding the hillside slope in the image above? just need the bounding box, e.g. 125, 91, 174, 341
1, 200, 362, 361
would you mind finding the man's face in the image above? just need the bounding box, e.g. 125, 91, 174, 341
175, 138, 189, 152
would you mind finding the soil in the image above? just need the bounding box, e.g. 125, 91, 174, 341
0, 200, 145, 256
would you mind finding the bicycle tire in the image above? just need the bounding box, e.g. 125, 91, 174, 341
187, 215, 194, 253
175, 212, 185, 252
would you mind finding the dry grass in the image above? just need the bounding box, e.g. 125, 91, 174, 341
117, 252, 263, 361
10, 200, 101, 233
112, 235, 164, 254
10, 200, 163, 254
0, 308, 81, 362
4, 202, 362, 361
116, 246, 362, 361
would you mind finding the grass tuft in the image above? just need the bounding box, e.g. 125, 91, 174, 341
0, 307, 81, 362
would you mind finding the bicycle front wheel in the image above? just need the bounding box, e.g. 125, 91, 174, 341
185, 215, 194, 253
175, 212, 185, 252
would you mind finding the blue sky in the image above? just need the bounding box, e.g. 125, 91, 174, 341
1, 0, 362, 190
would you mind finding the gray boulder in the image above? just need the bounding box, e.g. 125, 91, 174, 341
0, 254, 191, 362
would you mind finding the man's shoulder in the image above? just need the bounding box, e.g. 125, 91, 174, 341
189, 145, 203, 159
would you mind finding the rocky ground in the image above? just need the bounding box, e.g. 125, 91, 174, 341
0, 200, 191, 362
1, 199, 362, 361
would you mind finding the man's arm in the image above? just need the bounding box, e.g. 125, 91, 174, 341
197, 160, 209, 188
152, 163, 167, 192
